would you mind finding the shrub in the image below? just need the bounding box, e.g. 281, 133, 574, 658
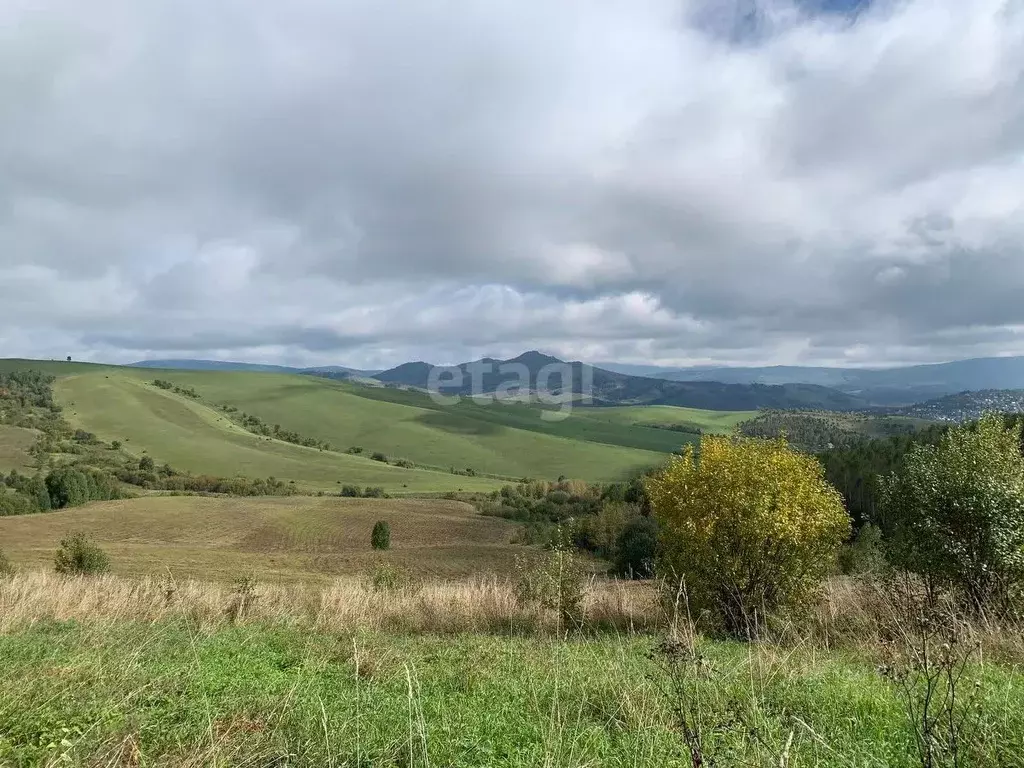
370, 452, 388, 462
54, 532, 110, 575
614, 515, 659, 579
881, 415, 1024, 612
513, 535, 586, 628
138, 455, 155, 472
365, 561, 413, 592
363, 486, 386, 498
647, 434, 850, 636
340, 484, 362, 497
838, 523, 885, 575
110, 440, 122, 450
371, 520, 391, 550
0, 489, 37, 517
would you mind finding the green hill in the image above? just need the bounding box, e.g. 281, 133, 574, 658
56, 370, 676, 484
0, 359, 761, 491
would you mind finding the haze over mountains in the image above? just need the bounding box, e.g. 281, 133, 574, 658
129, 352, 1024, 411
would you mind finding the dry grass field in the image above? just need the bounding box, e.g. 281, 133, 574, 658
0, 495, 521, 581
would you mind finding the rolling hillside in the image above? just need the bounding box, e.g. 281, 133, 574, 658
55, 374, 504, 493
56, 370, 677, 483
0, 426, 37, 472
0, 495, 520, 580
582, 404, 757, 434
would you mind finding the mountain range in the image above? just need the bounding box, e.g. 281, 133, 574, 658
128, 353, 1024, 412
596, 356, 1024, 406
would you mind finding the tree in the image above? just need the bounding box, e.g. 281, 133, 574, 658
647, 434, 849, 635
614, 515, 658, 579
881, 414, 1024, 612
54, 532, 110, 575
371, 520, 391, 550
138, 455, 155, 472
45, 468, 90, 509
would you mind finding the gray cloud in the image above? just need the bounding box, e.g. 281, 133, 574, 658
2, 0, 1024, 369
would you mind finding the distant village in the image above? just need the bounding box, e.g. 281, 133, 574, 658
898, 390, 1024, 422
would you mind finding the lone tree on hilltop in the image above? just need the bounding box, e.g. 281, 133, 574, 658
371, 520, 391, 551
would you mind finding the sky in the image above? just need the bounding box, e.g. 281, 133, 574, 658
2, 0, 1023, 370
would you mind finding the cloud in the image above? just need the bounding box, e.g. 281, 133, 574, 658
1, 0, 1023, 368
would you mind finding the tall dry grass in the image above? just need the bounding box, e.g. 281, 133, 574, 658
0, 569, 661, 635
5, 568, 1024, 660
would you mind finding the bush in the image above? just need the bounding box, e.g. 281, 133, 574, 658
881, 415, 1024, 612
0, 489, 38, 517
614, 515, 658, 579
339, 484, 362, 497
365, 561, 414, 592
513, 536, 586, 628
838, 523, 885, 575
54, 532, 110, 575
138, 455, 155, 472
363, 486, 386, 498
371, 520, 391, 550
370, 452, 388, 462
647, 434, 850, 636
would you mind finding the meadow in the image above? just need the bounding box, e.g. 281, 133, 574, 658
582, 404, 757, 434
0, 495, 520, 581
54, 373, 505, 494
0, 425, 36, 473
41, 366, 710, 489
2, 572, 1024, 767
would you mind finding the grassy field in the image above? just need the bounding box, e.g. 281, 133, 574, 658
52, 369, 675, 485
0, 425, 37, 472
55, 374, 505, 493
0, 359, 762, 487
0, 495, 521, 581
583, 404, 756, 434
1, 573, 1023, 766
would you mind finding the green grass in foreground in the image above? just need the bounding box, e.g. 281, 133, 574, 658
2, 620, 1022, 766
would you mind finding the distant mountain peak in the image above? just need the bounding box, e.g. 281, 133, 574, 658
505, 350, 565, 368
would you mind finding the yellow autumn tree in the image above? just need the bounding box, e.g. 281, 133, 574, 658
647, 434, 849, 635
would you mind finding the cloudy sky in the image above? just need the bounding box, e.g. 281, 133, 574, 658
2, 0, 1023, 369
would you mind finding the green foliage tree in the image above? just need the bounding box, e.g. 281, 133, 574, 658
613, 515, 658, 579
881, 414, 1024, 611
54, 532, 110, 575
45, 468, 91, 509
647, 434, 850, 635
138, 454, 155, 472
371, 520, 391, 550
